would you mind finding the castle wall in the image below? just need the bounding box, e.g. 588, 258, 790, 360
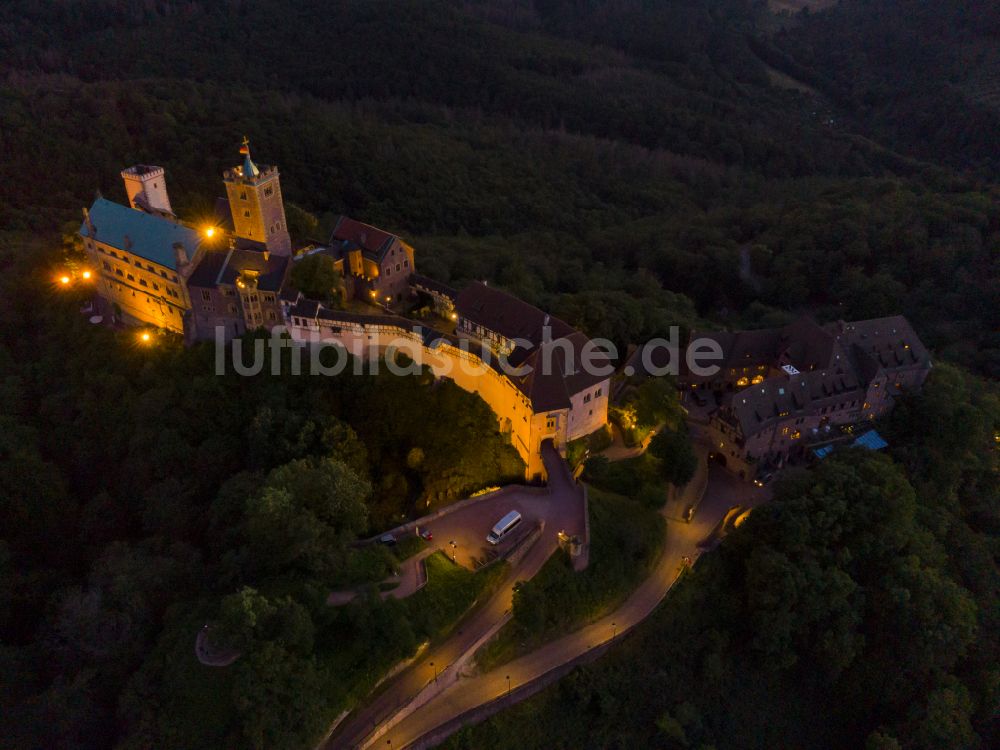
83, 236, 188, 332
284, 315, 580, 480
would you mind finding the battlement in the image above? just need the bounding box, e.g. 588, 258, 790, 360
121, 164, 165, 179
223, 163, 279, 184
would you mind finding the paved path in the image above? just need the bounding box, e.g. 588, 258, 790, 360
597, 422, 661, 462
324, 444, 584, 749
378, 454, 771, 749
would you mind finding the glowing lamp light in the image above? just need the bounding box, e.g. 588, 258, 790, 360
140, 332, 151, 342
59, 275, 71, 285
205, 227, 215, 238
82, 270, 92, 280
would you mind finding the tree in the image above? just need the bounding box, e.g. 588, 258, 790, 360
289, 254, 343, 303
649, 428, 697, 487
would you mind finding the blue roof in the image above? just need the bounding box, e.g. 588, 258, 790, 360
813, 445, 835, 459
853, 429, 888, 451
80, 198, 202, 271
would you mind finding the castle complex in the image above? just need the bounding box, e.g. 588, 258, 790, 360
79, 142, 611, 478
79, 143, 931, 481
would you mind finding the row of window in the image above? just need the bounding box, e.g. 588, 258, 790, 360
94, 242, 179, 283
383, 259, 410, 277
201, 289, 275, 303
104, 262, 180, 298
582, 387, 603, 404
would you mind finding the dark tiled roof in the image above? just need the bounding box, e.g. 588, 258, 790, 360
455, 282, 575, 347
330, 216, 399, 261
827, 316, 930, 372
512, 332, 613, 411
186, 250, 229, 288
188, 247, 289, 291
726, 366, 864, 437
683, 316, 835, 380
213, 197, 235, 232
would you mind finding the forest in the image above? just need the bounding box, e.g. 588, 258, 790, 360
0, 1, 998, 749
444, 364, 1000, 750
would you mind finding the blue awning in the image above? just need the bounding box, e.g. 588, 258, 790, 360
853, 429, 888, 451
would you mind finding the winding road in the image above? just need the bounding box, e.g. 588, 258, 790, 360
328, 431, 770, 749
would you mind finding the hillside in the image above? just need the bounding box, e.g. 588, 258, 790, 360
0, 3, 998, 749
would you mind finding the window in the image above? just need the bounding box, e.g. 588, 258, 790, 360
240, 190, 247, 200
264, 186, 273, 198
267, 311, 277, 321
228, 304, 238, 314
202, 290, 211, 302
404, 259, 409, 267
153, 283, 160, 291
115, 269, 123, 277
596, 388, 602, 397
127, 273, 135, 281
139, 279, 148, 287
396, 264, 401, 272
263, 294, 275, 303
102, 261, 111, 271
584, 394, 591, 403
243, 210, 251, 218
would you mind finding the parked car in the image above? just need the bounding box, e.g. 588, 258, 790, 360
420, 529, 433, 541
378, 533, 396, 546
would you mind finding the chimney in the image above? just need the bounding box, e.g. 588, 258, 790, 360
173, 242, 189, 268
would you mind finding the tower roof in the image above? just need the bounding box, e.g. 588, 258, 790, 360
240, 136, 260, 179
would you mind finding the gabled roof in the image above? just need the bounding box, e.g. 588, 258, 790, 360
81, 197, 202, 271
511, 331, 613, 411
724, 365, 864, 437
329, 216, 400, 262
455, 282, 575, 348
187, 247, 289, 291
827, 316, 930, 372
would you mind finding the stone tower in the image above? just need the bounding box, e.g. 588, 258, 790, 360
121, 164, 173, 215
222, 137, 291, 255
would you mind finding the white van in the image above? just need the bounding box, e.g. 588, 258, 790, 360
487, 510, 522, 545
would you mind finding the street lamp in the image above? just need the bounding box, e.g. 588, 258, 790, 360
506, 674, 511, 695
204, 226, 215, 238
449, 540, 457, 562
611, 621, 617, 640
430, 661, 438, 683
59, 275, 71, 285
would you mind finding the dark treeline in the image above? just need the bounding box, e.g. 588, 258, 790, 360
0, 2, 998, 749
